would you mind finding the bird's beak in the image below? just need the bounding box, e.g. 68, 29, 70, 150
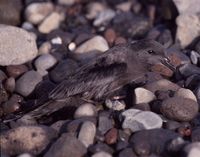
161, 57, 176, 72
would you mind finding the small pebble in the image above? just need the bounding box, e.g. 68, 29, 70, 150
38, 42, 52, 55
179, 63, 200, 77
68, 42, 76, 51
4, 77, 15, 93
98, 112, 113, 134
190, 50, 200, 64
175, 88, 197, 102
105, 128, 118, 145
74, 103, 97, 119
118, 148, 137, 157
92, 151, 112, 157
105, 99, 125, 111
6, 65, 28, 78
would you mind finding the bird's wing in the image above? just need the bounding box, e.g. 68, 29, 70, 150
49, 45, 129, 100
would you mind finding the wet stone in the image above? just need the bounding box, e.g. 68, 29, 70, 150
179, 63, 200, 78
190, 50, 200, 65
105, 128, 118, 145
74, 103, 97, 119
6, 65, 28, 78
174, 88, 197, 102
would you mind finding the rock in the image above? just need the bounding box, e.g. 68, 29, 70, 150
38, 41, 52, 55
175, 88, 197, 102
0, 70, 7, 82
78, 121, 96, 148
74, 103, 97, 119
57, 0, 75, 6
38, 12, 64, 34
0, 125, 57, 156
34, 54, 57, 72
0, 0, 22, 25
93, 9, 116, 26
4, 77, 15, 93
17, 153, 33, 157
44, 133, 87, 157
0, 25, 38, 66
164, 120, 182, 130
88, 142, 114, 154
98, 112, 113, 134
122, 109, 163, 132
190, 50, 200, 64
75, 36, 109, 54
134, 87, 156, 104
15, 70, 43, 96
116, 1, 132, 12
179, 64, 200, 77
191, 127, 200, 142
104, 28, 117, 45
6, 65, 28, 78
144, 79, 180, 93
130, 129, 180, 156
25, 2, 54, 25
176, 14, 200, 48
105, 128, 118, 145
105, 99, 126, 111
134, 103, 151, 111
182, 142, 200, 157
49, 59, 78, 83
92, 151, 112, 157
118, 148, 137, 157
161, 97, 199, 122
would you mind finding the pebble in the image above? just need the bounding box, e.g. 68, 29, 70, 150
134, 103, 151, 111
0, 125, 58, 156
175, 88, 197, 102
57, 0, 75, 6
17, 153, 33, 157
161, 97, 199, 122
50, 120, 67, 132
92, 151, 112, 157
130, 129, 180, 156
118, 148, 137, 157
6, 65, 28, 78
15, 70, 43, 96
122, 109, 163, 132
105, 99, 126, 111
134, 87, 156, 104
104, 28, 117, 45
105, 128, 118, 145
49, 59, 78, 83
144, 79, 180, 93
88, 142, 114, 154
0, 0, 22, 26
74, 103, 97, 119
34, 54, 57, 72
4, 77, 15, 93
75, 35, 109, 54
0, 25, 38, 66
190, 50, 200, 65
38, 41, 52, 55
93, 9, 116, 26
78, 121, 96, 148
38, 12, 64, 34
25, 2, 54, 25
44, 133, 87, 157
16, 115, 38, 126
98, 112, 113, 134
182, 142, 200, 157
191, 127, 200, 142
179, 63, 200, 77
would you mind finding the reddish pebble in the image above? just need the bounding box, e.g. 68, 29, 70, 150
105, 128, 118, 144
6, 65, 28, 78
104, 28, 116, 46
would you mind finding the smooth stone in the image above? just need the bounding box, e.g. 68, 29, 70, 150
179, 63, 200, 77
74, 103, 97, 119
182, 142, 200, 157
92, 151, 112, 157
88, 142, 114, 154
191, 127, 200, 142
50, 120, 67, 132
17, 153, 33, 157
167, 137, 186, 153
75, 35, 109, 54
176, 14, 200, 48
25, 2, 54, 25
105, 99, 125, 111
38, 12, 64, 34
34, 54, 57, 71
98, 112, 113, 134
6, 65, 28, 78
49, 59, 78, 83
105, 128, 118, 145
0, 125, 58, 156
144, 79, 180, 93
194, 85, 200, 103
118, 148, 137, 157
15, 70, 42, 96
175, 88, 197, 102
185, 74, 200, 89
134, 87, 156, 104
4, 77, 15, 93
16, 115, 38, 126
93, 9, 116, 26
38, 41, 52, 55
78, 121, 96, 148
57, 0, 75, 6
122, 109, 163, 132
0, 25, 38, 66
44, 133, 87, 157
164, 120, 182, 130
161, 97, 199, 122
134, 103, 151, 111
0, 0, 22, 25
130, 129, 180, 156
190, 51, 200, 65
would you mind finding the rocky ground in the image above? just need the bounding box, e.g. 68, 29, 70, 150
0, 0, 200, 157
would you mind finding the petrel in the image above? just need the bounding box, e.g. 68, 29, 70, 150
11, 39, 173, 120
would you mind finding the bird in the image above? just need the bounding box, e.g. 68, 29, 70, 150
6, 39, 174, 121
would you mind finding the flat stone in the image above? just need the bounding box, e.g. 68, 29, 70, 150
74, 103, 97, 119
0, 125, 58, 156
0, 25, 38, 66
44, 133, 87, 157
25, 2, 54, 25
134, 87, 156, 104
92, 151, 112, 157
161, 97, 199, 122
75, 35, 109, 54
78, 121, 96, 148
15, 70, 43, 96
175, 88, 197, 102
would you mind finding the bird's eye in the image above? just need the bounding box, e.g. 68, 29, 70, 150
164, 57, 170, 62
147, 50, 156, 54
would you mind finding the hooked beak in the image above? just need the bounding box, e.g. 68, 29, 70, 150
161, 57, 176, 72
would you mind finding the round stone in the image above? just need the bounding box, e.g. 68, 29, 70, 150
161, 97, 199, 122
175, 88, 197, 102
92, 151, 112, 157
0, 25, 38, 66
6, 65, 28, 78
74, 103, 96, 119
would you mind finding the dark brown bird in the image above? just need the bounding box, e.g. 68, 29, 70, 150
14, 39, 173, 120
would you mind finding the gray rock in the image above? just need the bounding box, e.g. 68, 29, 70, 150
74, 103, 97, 119
134, 87, 156, 104
179, 63, 200, 77
15, 70, 42, 96
105, 99, 126, 111
25, 2, 54, 25
0, 125, 58, 156
44, 133, 87, 157
161, 97, 199, 121
6, 65, 28, 78
182, 142, 200, 157
57, 0, 75, 6
89, 142, 114, 154
190, 50, 200, 64
98, 112, 113, 134
0, 25, 38, 66
122, 109, 163, 132
78, 121, 96, 148
92, 151, 112, 157
118, 148, 137, 157
175, 88, 197, 102
17, 153, 33, 157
